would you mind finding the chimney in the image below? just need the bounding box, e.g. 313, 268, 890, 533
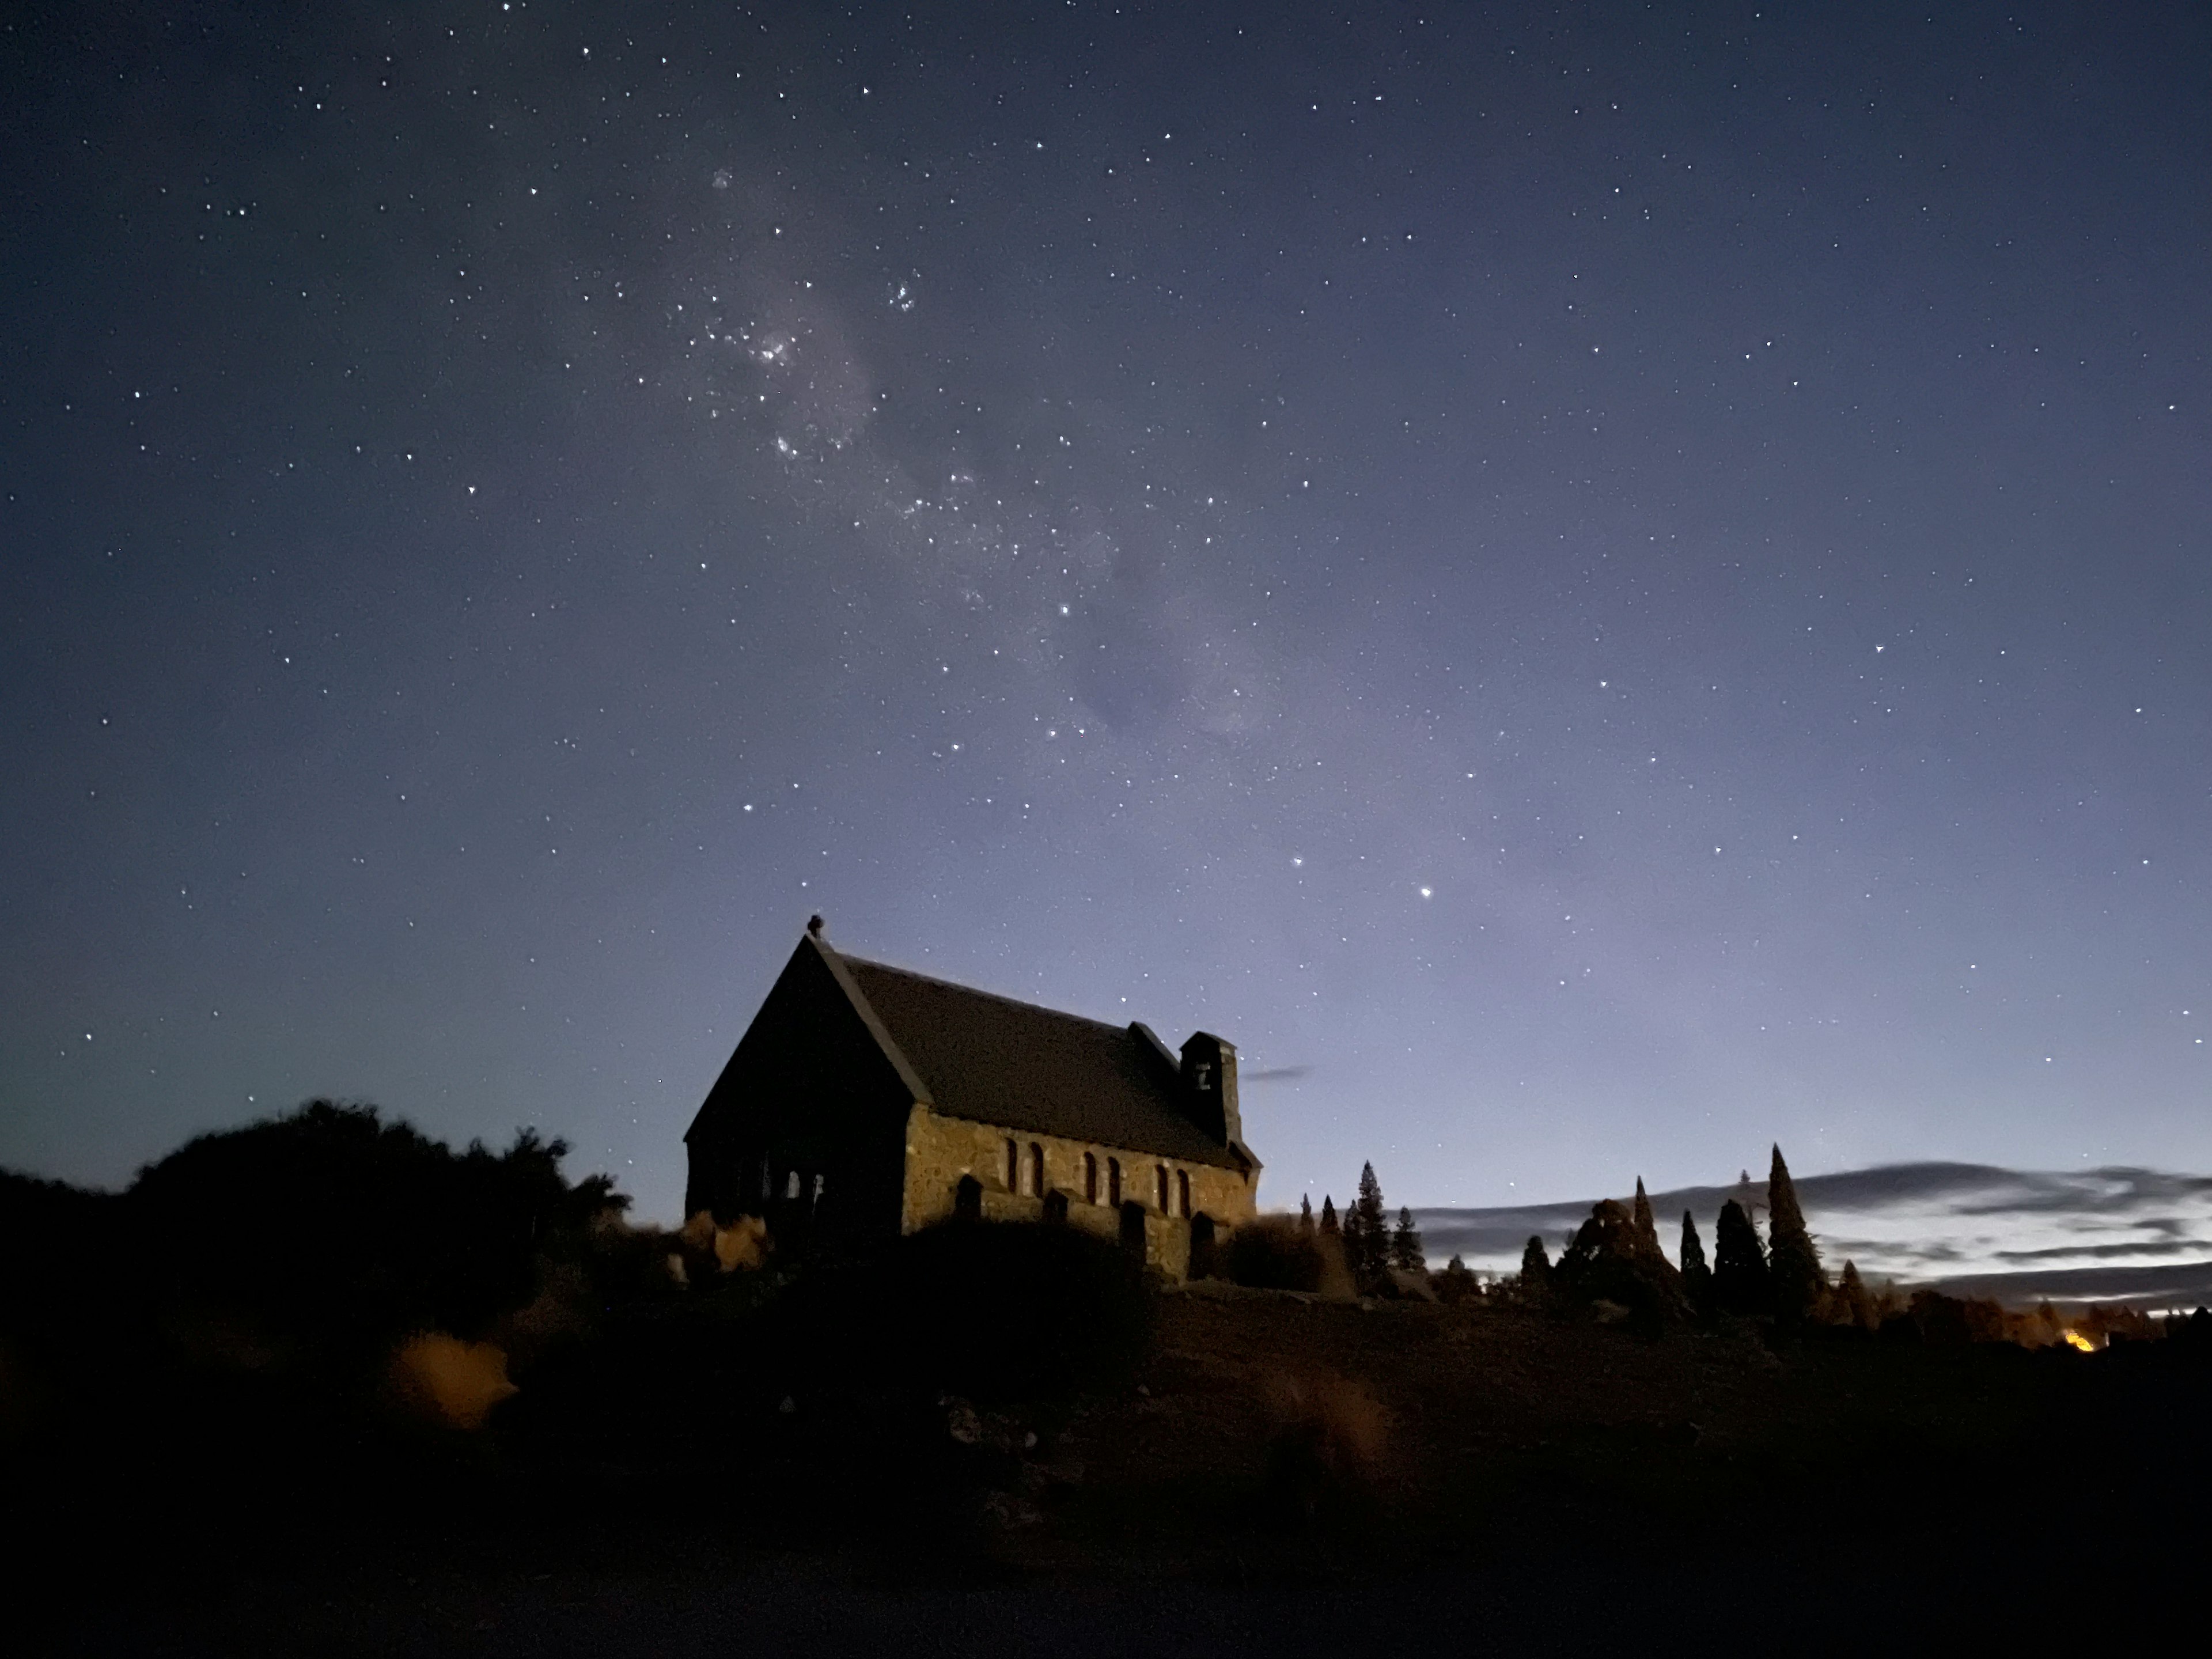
1177, 1031, 1241, 1147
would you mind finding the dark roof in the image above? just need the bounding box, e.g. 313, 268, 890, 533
827, 943, 1253, 1172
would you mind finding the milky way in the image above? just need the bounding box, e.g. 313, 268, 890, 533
3, 4, 2206, 1217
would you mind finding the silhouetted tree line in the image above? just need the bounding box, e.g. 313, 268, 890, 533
1495, 1146, 1847, 1331
1490, 1144, 2207, 1352
1221, 1163, 1428, 1298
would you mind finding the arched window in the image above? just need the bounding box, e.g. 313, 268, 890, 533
1177, 1169, 1191, 1218
1156, 1164, 1170, 1213
1028, 1143, 1046, 1199
1107, 1157, 1122, 1208
785, 1169, 801, 1200
1083, 1152, 1099, 1205
1006, 1138, 1020, 1192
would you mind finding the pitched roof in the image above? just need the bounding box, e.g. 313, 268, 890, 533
824, 941, 1253, 1172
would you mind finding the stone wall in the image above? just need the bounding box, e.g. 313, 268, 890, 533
899, 1104, 1257, 1278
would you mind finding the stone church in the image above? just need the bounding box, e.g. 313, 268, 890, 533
684, 919, 1262, 1277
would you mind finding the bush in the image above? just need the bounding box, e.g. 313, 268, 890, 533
796, 1221, 1153, 1406
124, 1101, 624, 1376
1264, 1372, 1389, 1528
1225, 1216, 1326, 1293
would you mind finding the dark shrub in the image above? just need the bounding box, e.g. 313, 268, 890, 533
1553, 1199, 1690, 1332
124, 1100, 623, 1376
0, 1169, 124, 1344
1226, 1216, 1325, 1293
804, 1221, 1152, 1405
1434, 1256, 1479, 1304
1264, 1372, 1388, 1531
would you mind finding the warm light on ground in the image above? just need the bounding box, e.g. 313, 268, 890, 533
2062, 1330, 2095, 1353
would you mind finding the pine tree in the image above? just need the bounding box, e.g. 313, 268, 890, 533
1389, 1205, 1425, 1271
1352, 1162, 1389, 1286
1319, 1195, 1339, 1235
1631, 1177, 1660, 1255
1680, 1210, 1714, 1310
1839, 1259, 1873, 1328
1766, 1143, 1827, 1319
1299, 1193, 1315, 1234
1711, 1198, 1771, 1315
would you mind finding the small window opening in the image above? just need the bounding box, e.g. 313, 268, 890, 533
785, 1169, 801, 1200
1006, 1138, 1020, 1192
1084, 1152, 1099, 1205
1177, 1169, 1191, 1218
1107, 1157, 1122, 1208
1156, 1164, 1170, 1213
1028, 1143, 1046, 1199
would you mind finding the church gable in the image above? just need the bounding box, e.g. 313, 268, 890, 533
681, 933, 918, 1220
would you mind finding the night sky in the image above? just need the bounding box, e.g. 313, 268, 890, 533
5, 3, 2206, 1221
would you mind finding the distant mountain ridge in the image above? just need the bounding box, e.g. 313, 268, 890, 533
1411, 1161, 2212, 1308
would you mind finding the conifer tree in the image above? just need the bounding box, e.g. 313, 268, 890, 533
1300, 1193, 1315, 1234
1631, 1177, 1660, 1255
1765, 1143, 1827, 1319
1680, 1210, 1714, 1310
1711, 1198, 1771, 1315
1319, 1195, 1339, 1235
1351, 1162, 1389, 1285
1519, 1234, 1553, 1296
1389, 1205, 1425, 1271
1839, 1259, 1873, 1328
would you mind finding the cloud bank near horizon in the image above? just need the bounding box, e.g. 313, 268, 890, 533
1414, 1162, 2212, 1306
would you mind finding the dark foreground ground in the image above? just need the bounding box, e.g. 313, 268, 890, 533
14, 1284, 2209, 1656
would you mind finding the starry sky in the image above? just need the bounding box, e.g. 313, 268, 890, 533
4, 2, 2207, 1221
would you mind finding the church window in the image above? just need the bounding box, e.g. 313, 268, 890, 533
1084, 1152, 1099, 1205
1177, 1169, 1191, 1218
1156, 1164, 1170, 1213
1028, 1143, 1046, 1199
1006, 1138, 1020, 1192
1107, 1157, 1122, 1207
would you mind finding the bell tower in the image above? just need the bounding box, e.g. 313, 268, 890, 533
1177, 1031, 1241, 1147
